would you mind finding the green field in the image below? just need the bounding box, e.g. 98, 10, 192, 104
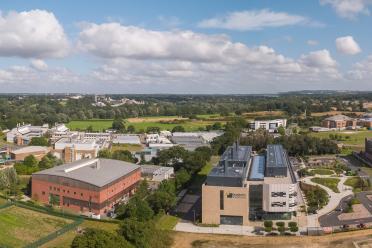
67, 118, 223, 132
311, 177, 340, 193
309, 130, 372, 147
344, 177, 370, 192
41, 219, 120, 248
0, 205, 73, 247
67, 119, 113, 131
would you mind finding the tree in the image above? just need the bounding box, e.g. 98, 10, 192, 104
175, 168, 191, 190
146, 126, 160, 133
112, 150, 135, 163
112, 118, 126, 132
147, 190, 176, 214
38, 153, 62, 169
171, 125, 185, 133
29, 137, 48, 146
24, 155, 38, 167
71, 228, 133, 248
127, 125, 135, 133
277, 126, 285, 136
98, 149, 112, 158
116, 196, 154, 221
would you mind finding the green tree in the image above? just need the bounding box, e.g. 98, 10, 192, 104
38, 153, 62, 169
24, 155, 38, 167
112, 150, 135, 163
29, 136, 48, 146
277, 126, 285, 136
116, 196, 154, 221
146, 126, 160, 133
171, 125, 185, 133
112, 118, 126, 132
127, 125, 135, 133
175, 168, 191, 190
71, 228, 133, 248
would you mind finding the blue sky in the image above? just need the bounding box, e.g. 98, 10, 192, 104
0, 0, 371, 93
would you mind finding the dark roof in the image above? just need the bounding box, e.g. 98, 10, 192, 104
33, 158, 140, 187
266, 145, 287, 168
249, 155, 265, 180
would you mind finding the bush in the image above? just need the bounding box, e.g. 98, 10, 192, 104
277, 226, 285, 233
264, 226, 272, 232
288, 222, 297, 228
289, 226, 299, 232
276, 221, 285, 227
264, 220, 273, 228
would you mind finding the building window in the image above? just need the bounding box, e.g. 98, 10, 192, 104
220, 190, 224, 210
271, 202, 286, 207
271, 192, 286, 197
74, 192, 76, 195
49, 186, 52, 190
80, 193, 83, 197
42, 191, 45, 195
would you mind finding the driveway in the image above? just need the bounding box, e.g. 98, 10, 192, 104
319, 191, 372, 227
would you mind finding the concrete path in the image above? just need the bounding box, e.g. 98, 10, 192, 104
302, 175, 353, 228
174, 221, 256, 236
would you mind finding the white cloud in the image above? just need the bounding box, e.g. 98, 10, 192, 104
307, 40, 319, 46
0, 9, 69, 58
347, 55, 372, 79
30, 59, 48, 71
335, 36, 361, 55
300, 49, 337, 68
197, 9, 322, 31
320, 0, 371, 19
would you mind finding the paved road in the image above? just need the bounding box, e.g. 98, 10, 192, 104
319, 192, 372, 227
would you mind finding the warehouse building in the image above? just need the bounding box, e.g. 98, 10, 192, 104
10, 146, 51, 161
202, 143, 298, 225
32, 158, 141, 217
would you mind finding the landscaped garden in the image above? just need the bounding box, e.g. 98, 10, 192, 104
344, 176, 371, 192
300, 182, 329, 214
310, 168, 334, 175
310, 177, 340, 193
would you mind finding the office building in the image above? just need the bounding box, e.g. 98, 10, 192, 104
248, 119, 287, 132
202, 143, 297, 225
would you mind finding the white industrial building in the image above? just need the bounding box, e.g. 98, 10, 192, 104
248, 119, 287, 132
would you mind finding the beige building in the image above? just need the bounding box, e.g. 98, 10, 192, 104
10, 146, 50, 161
202, 144, 298, 225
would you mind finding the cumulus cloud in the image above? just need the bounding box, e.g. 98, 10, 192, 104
0, 9, 69, 58
335, 36, 361, 55
347, 55, 372, 79
197, 9, 322, 31
320, 0, 371, 19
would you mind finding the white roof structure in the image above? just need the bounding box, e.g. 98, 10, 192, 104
11, 146, 49, 154
112, 135, 141, 144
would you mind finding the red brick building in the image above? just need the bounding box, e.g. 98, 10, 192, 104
322, 115, 356, 129
32, 158, 141, 216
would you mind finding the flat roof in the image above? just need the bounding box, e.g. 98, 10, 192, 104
266, 145, 287, 168
249, 155, 265, 180
221, 145, 251, 162
11, 146, 49, 154
33, 158, 140, 187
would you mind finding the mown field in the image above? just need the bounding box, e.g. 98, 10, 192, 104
67, 117, 224, 132
0, 205, 73, 248
309, 130, 372, 147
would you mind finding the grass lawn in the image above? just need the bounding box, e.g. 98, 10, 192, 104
111, 144, 143, 152
126, 120, 222, 132
311, 177, 340, 193
67, 119, 113, 131
41, 219, 120, 248
310, 168, 335, 175
156, 214, 179, 231
344, 177, 369, 192
0, 205, 73, 248
309, 131, 372, 147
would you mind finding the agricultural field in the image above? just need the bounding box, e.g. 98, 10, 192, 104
41, 219, 120, 248
311, 111, 366, 117
0, 205, 73, 248
309, 130, 372, 147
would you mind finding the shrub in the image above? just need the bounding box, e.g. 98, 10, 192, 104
277, 226, 285, 233
264, 226, 272, 232
276, 221, 285, 227
288, 222, 297, 228
289, 226, 299, 232
264, 220, 273, 228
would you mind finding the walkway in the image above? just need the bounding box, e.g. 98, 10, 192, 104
302, 175, 353, 227
174, 221, 256, 236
